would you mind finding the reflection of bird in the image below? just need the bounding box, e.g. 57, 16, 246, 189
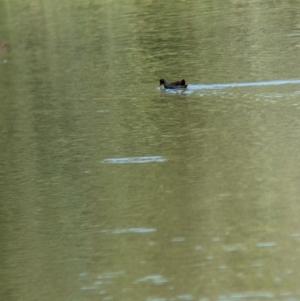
159, 79, 188, 89
0, 42, 9, 56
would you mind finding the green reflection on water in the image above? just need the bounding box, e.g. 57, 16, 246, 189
1, 0, 300, 300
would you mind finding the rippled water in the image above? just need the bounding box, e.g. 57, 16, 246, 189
1, 0, 300, 300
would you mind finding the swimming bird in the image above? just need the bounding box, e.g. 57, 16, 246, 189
159, 79, 188, 89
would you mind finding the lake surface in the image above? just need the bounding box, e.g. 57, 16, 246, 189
1, 0, 300, 300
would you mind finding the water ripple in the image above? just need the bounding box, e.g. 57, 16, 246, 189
188, 79, 300, 91
101, 228, 156, 234
135, 275, 168, 285
102, 156, 166, 164
218, 292, 274, 300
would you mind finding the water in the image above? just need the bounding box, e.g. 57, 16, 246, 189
1, 0, 300, 300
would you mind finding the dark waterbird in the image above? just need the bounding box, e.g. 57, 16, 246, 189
160, 79, 188, 89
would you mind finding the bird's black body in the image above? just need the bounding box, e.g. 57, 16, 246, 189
159, 79, 188, 89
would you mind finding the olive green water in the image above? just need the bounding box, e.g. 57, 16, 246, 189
1, 0, 300, 300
